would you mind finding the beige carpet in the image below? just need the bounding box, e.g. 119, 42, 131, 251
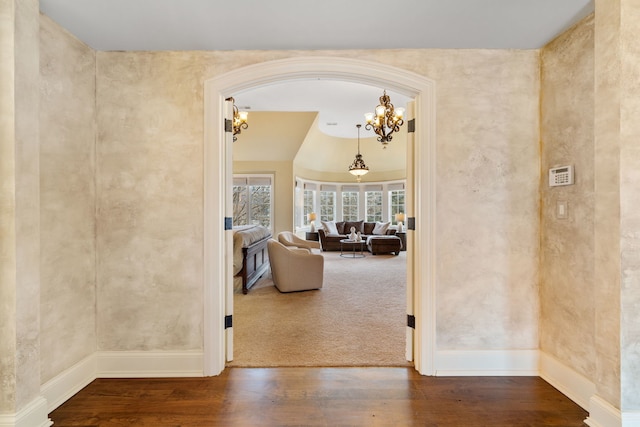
227, 250, 411, 367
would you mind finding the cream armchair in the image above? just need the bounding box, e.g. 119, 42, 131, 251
267, 239, 324, 292
277, 231, 321, 251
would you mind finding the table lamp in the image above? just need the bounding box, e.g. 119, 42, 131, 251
395, 213, 405, 233
308, 212, 317, 232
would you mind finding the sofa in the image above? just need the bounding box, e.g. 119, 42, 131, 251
317, 220, 400, 253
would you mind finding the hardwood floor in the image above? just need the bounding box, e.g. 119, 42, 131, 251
50, 367, 588, 427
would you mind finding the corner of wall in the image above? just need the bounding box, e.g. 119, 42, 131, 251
40, 350, 204, 415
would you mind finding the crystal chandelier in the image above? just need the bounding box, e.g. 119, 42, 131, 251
228, 97, 248, 142
348, 124, 369, 182
364, 90, 405, 148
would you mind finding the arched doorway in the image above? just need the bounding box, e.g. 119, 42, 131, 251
203, 56, 436, 376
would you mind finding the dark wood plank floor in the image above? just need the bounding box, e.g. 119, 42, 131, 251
50, 367, 588, 427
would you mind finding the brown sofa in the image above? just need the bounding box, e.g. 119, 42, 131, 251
318, 220, 398, 252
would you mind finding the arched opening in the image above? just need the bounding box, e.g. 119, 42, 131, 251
203, 57, 436, 376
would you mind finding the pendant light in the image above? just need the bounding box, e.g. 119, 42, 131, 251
348, 124, 369, 182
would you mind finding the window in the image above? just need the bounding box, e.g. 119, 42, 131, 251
295, 179, 405, 228
233, 175, 273, 229
390, 190, 405, 224
303, 189, 315, 224
365, 191, 383, 222
320, 191, 335, 222
342, 191, 359, 221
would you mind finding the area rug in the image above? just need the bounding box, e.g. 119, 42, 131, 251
227, 251, 411, 367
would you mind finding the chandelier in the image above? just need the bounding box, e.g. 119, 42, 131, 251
348, 124, 369, 182
228, 97, 248, 142
364, 90, 405, 148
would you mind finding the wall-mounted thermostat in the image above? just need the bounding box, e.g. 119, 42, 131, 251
549, 165, 574, 187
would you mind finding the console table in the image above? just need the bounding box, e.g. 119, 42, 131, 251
396, 232, 407, 251
305, 231, 319, 241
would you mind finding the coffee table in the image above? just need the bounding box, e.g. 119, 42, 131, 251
340, 239, 366, 258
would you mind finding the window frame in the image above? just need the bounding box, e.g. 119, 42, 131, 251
389, 189, 406, 224
232, 174, 274, 231
319, 190, 336, 222
365, 190, 383, 223
342, 191, 360, 222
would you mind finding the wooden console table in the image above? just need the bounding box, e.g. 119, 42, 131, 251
305, 231, 319, 241
396, 232, 407, 251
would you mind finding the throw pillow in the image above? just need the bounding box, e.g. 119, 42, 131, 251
363, 222, 376, 235
344, 220, 364, 233
372, 221, 390, 235
321, 220, 339, 235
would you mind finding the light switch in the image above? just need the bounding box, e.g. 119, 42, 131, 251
556, 200, 568, 219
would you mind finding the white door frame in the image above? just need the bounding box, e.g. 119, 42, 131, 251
203, 56, 436, 376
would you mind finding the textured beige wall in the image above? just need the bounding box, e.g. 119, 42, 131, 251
95, 49, 540, 352
594, 0, 622, 407
233, 161, 293, 235
96, 52, 205, 351
540, 15, 596, 381
430, 50, 541, 349
0, 0, 18, 413
39, 14, 97, 383
619, 0, 640, 411
0, 0, 41, 413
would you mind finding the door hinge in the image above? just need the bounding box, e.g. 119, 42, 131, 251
225, 315, 233, 329
224, 118, 233, 133
407, 314, 415, 329
224, 217, 232, 230
407, 118, 415, 133
407, 217, 415, 231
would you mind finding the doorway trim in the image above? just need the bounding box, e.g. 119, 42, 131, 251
203, 56, 436, 376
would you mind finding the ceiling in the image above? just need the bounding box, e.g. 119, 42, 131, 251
40, 0, 594, 51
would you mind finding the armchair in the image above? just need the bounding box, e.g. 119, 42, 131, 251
267, 239, 324, 292
277, 231, 321, 252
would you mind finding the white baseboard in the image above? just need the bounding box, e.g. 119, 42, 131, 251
39, 350, 204, 417
0, 396, 52, 427
41, 353, 97, 412
538, 351, 595, 411
96, 350, 204, 378
434, 349, 539, 376
585, 395, 621, 427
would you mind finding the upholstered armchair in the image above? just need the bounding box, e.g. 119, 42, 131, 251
267, 239, 324, 292
277, 231, 321, 252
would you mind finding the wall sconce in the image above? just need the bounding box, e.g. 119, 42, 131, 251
227, 97, 248, 142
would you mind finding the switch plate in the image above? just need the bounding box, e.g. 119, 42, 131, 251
556, 200, 568, 219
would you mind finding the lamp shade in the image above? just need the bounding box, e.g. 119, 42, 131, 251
308, 212, 317, 221
395, 213, 405, 222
